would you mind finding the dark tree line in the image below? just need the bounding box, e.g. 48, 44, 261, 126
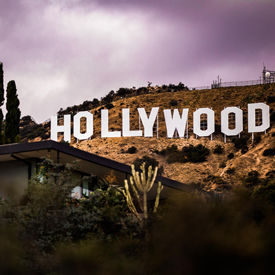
0, 62, 21, 144
58, 82, 189, 116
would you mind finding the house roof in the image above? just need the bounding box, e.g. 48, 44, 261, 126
0, 140, 191, 191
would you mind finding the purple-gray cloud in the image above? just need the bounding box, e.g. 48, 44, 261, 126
0, 0, 274, 122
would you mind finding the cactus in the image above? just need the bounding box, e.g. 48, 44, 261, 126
122, 162, 163, 221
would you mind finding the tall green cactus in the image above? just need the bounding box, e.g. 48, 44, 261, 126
122, 163, 163, 221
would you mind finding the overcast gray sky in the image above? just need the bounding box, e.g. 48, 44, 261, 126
0, 0, 275, 122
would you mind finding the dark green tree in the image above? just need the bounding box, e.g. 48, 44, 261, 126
0, 62, 4, 144
5, 80, 21, 143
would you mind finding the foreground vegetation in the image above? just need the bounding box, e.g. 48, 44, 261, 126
0, 161, 275, 274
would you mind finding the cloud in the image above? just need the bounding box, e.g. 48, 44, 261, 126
0, 1, 153, 121
0, 0, 274, 122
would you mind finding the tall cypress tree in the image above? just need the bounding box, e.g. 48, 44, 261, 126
5, 80, 21, 143
0, 62, 4, 144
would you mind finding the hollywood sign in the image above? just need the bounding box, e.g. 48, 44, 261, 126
50, 103, 270, 142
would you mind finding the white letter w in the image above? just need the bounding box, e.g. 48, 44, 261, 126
164, 109, 189, 138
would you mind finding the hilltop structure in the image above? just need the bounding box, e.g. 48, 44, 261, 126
263, 66, 275, 84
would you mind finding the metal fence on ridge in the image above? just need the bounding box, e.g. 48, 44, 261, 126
190, 78, 275, 91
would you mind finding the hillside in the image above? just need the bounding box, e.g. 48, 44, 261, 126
21, 83, 275, 192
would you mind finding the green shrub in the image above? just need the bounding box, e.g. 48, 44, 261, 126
127, 146, 137, 154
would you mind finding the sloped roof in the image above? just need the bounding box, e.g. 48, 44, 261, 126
0, 140, 191, 191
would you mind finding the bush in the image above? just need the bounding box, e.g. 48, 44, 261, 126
136, 87, 148, 95
20, 115, 35, 127
3, 169, 275, 273
227, 153, 234, 160
170, 99, 178, 106
183, 144, 210, 163
46, 188, 275, 274
127, 146, 137, 154
133, 156, 164, 176
232, 136, 249, 152
160, 144, 210, 163
105, 103, 114, 109
116, 88, 132, 97
158, 144, 178, 156
213, 145, 224, 154
226, 168, 235, 175
91, 98, 100, 107
267, 95, 275, 104
263, 148, 275, 157
11, 160, 141, 256
102, 91, 115, 104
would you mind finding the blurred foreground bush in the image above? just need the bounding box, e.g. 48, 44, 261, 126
1, 163, 275, 274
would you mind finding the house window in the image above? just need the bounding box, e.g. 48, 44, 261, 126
34, 163, 48, 183
71, 175, 97, 199
82, 177, 90, 197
